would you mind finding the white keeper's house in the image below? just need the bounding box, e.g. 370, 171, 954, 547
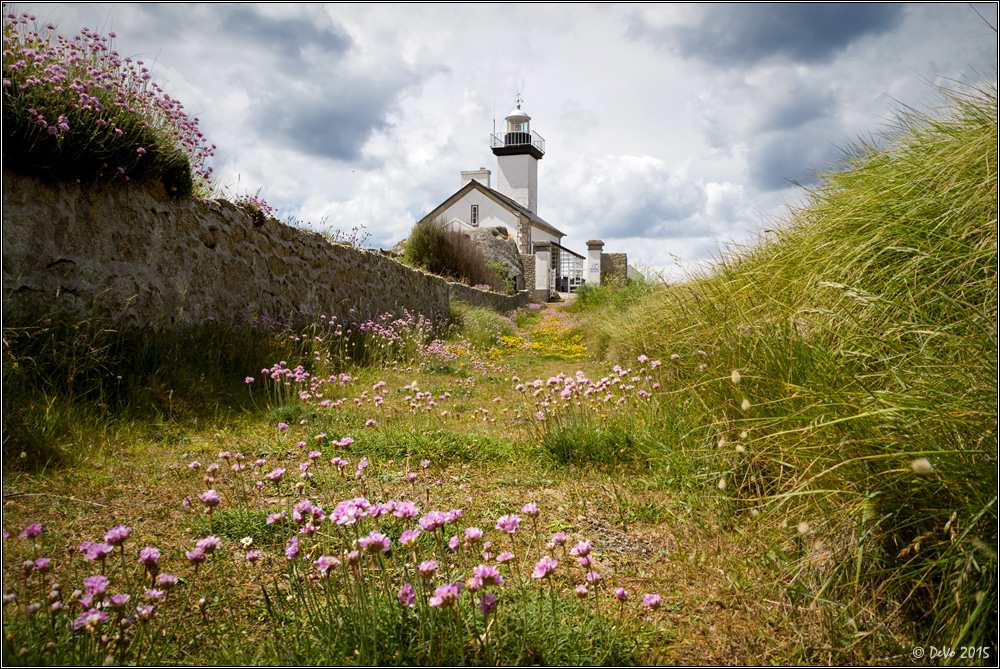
417, 100, 600, 295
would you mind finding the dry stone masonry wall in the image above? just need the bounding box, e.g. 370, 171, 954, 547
2, 171, 526, 328
600, 253, 628, 287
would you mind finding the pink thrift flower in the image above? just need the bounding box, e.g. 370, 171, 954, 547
314, 555, 340, 575
358, 531, 391, 554
397, 583, 416, 608
19, 523, 42, 539
479, 592, 498, 618
198, 490, 221, 508
139, 546, 160, 568
186, 548, 206, 565
82, 575, 110, 597
532, 556, 558, 579
473, 564, 504, 586
495, 514, 520, 534
72, 608, 109, 632
84, 542, 113, 562
429, 582, 462, 608
156, 574, 177, 590
285, 536, 299, 560
418, 511, 448, 532
109, 593, 130, 611
643, 593, 662, 610
418, 560, 438, 579
196, 536, 221, 553
398, 529, 420, 549
104, 524, 131, 547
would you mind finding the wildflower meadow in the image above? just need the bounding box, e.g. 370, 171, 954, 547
3, 11, 996, 668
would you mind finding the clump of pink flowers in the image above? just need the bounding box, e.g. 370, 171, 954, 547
3, 13, 216, 193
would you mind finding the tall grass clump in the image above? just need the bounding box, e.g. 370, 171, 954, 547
2, 11, 214, 195
404, 220, 503, 290
586, 84, 998, 649
569, 273, 659, 314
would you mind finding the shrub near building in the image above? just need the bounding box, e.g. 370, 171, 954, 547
403, 220, 503, 291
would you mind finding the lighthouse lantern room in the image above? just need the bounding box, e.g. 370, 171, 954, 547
490, 97, 544, 214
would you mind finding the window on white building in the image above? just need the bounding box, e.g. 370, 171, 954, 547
471, 205, 479, 226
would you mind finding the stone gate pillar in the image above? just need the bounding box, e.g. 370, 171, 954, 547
586, 239, 604, 287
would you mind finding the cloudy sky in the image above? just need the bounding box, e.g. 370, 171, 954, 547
15, 3, 998, 276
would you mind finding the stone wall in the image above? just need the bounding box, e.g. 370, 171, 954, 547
448, 283, 531, 311
600, 252, 629, 287
2, 170, 457, 328
520, 253, 539, 302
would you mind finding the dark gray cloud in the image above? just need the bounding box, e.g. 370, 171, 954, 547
214, 5, 352, 61
631, 4, 906, 67
131, 4, 351, 59
259, 88, 402, 162
746, 123, 846, 191
119, 4, 416, 162
753, 86, 836, 134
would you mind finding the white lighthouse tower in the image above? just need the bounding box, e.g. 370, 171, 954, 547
491, 97, 545, 215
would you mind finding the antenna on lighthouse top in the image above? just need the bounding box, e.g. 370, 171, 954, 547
515, 92, 523, 109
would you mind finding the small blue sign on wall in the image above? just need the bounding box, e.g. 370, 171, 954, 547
590, 263, 599, 271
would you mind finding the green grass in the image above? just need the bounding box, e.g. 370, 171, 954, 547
266, 586, 643, 666
577, 82, 998, 652
447, 301, 517, 350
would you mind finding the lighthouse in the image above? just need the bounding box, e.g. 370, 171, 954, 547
419, 95, 563, 269
490, 97, 545, 215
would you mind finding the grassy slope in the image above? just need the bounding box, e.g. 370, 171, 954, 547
584, 84, 997, 651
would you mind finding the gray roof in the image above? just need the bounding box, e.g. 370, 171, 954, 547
419, 180, 565, 239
